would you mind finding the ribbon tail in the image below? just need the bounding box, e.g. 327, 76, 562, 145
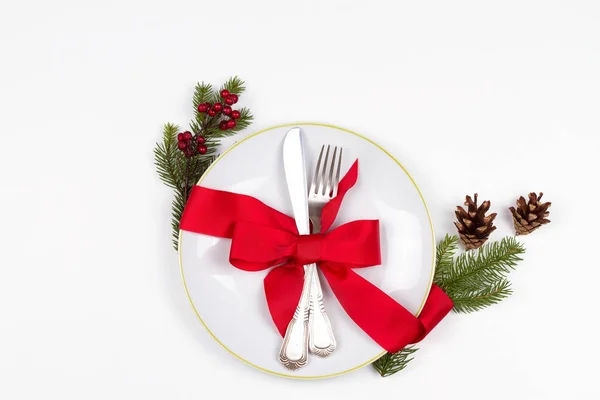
320, 266, 424, 353
263, 264, 305, 337
321, 266, 454, 353
411, 284, 454, 343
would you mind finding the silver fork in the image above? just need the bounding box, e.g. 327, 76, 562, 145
305, 145, 342, 357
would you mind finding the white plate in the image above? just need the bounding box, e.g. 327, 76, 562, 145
179, 123, 435, 379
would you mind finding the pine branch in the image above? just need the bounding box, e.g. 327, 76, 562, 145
155, 77, 253, 251
190, 120, 201, 135
153, 124, 195, 250
220, 76, 246, 95
205, 76, 247, 105
372, 346, 419, 377
210, 107, 254, 138
450, 279, 513, 313
373, 235, 525, 377
187, 153, 217, 186
190, 77, 253, 139
440, 236, 525, 294
170, 187, 187, 250
434, 234, 459, 286
166, 152, 215, 250
193, 82, 214, 127
230, 107, 253, 132
154, 123, 181, 190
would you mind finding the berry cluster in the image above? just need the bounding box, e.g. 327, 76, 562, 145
176, 89, 244, 157
197, 89, 242, 131
177, 131, 207, 158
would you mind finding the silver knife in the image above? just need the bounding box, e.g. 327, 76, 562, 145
278, 127, 313, 370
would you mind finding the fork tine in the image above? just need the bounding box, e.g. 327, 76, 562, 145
310, 145, 325, 194
326, 146, 338, 197
318, 145, 331, 195
332, 147, 343, 198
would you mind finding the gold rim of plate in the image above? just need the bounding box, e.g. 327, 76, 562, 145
178, 122, 436, 380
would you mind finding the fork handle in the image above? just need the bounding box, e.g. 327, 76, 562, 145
278, 264, 312, 370
308, 265, 337, 356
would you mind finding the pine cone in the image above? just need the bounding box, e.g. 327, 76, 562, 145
454, 193, 497, 249
509, 192, 551, 235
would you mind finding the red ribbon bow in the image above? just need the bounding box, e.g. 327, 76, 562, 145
180, 160, 453, 353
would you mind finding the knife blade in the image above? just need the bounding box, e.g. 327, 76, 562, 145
282, 127, 311, 235
278, 127, 312, 370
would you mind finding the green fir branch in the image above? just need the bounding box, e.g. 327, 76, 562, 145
219, 76, 246, 95
190, 120, 201, 135
153, 123, 189, 249
189, 77, 254, 138
170, 187, 187, 250
373, 234, 525, 377
155, 77, 253, 250
166, 152, 214, 250
186, 153, 217, 188
439, 236, 525, 296
449, 279, 513, 313
372, 346, 419, 377
208, 76, 253, 138
205, 76, 247, 104
433, 234, 459, 286
193, 82, 214, 128
154, 123, 181, 190
210, 107, 254, 138
230, 107, 253, 132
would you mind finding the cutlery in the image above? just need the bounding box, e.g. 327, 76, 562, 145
306, 144, 341, 356
278, 127, 313, 370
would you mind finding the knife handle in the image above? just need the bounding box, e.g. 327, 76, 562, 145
308, 265, 337, 356
278, 264, 312, 370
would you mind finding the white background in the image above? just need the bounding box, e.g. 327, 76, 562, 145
1, 1, 599, 399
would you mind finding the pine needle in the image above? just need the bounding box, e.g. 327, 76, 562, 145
372, 346, 419, 377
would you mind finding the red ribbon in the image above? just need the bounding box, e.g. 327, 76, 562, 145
180, 160, 453, 353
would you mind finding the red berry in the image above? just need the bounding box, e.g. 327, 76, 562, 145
184, 147, 194, 157
197, 144, 207, 154
224, 96, 234, 105
220, 89, 230, 98
208, 109, 217, 117
177, 133, 185, 141
183, 131, 192, 141
197, 103, 209, 113
222, 106, 232, 115
219, 121, 228, 130
229, 94, 238, 104
231, 110, 241, 119
196, 135, 206, 144
178, 141, 187, 150
227, 119, 236, 129
213, 103, 223, 112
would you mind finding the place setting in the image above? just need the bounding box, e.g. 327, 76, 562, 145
154, 76, 552, 380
